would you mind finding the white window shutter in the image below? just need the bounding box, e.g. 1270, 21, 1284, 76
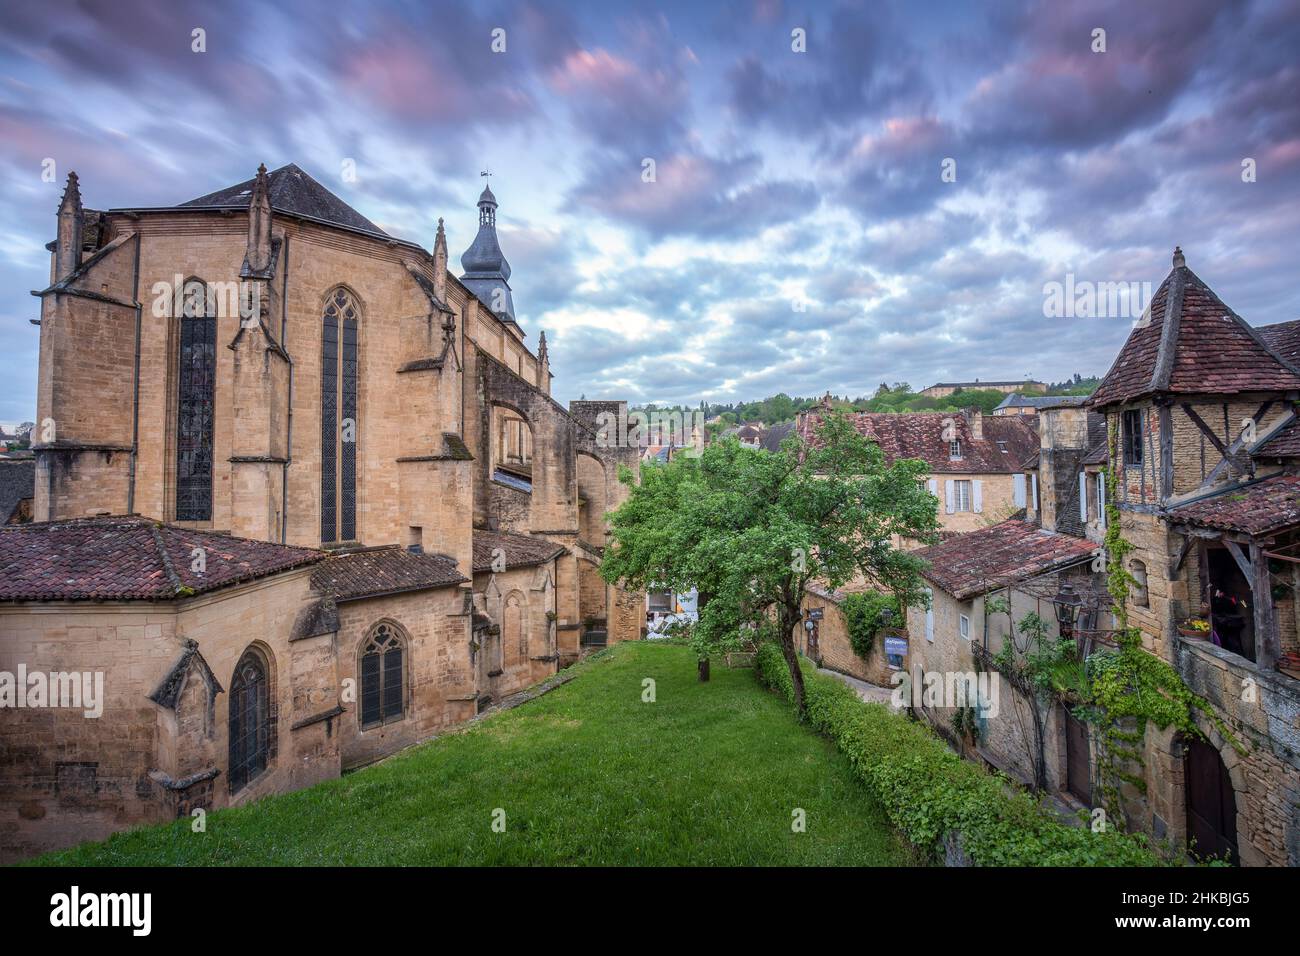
1031, 473, 1039, 510
925, 590, 934, 643
1012, 473, 1026, 508
927, 478, 937, 498
1097, 473, 1107, 529
944, 480, 955, 514
1079, 472, 1088, 523
972, 479, 983, 513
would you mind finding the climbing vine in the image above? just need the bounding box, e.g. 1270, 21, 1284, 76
841, 591, 900, 659
1078, 418, 1244, 831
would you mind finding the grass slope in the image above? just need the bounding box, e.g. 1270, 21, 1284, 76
32, 642, 917, 866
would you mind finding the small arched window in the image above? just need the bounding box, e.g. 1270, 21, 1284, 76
176, 276, 217, 521
229, 646, 273, 792
321, 287, 360, 544
359, 623, 405, 729
1130, 559, 1149, 607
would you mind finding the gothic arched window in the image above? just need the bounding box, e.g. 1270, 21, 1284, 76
359, 622, 405, 729
176, 277, 216, 521
229, 646, 273, 792
321, 288, 360, 543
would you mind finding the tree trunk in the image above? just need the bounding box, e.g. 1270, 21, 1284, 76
698, 658, 710, 682
779, 605, 807, 718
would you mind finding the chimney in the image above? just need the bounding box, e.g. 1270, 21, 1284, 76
433, 217, 448, 302
56, 172, 84, 281
1172, 245, 1185, 269
245, 164, 272, 274
966, 408, 983, 440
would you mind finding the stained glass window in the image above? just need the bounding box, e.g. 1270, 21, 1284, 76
229, 647, 271, 793
359, 623, 405, 729
176, 278, 216, 521
321, 288, 359, 543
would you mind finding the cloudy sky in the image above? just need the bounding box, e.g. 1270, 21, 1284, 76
1, 0, 1298, 421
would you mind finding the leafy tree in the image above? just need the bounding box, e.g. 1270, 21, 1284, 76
601, 413, 939, 716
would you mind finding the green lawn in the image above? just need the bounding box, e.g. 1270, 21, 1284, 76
32, 641, 918, 866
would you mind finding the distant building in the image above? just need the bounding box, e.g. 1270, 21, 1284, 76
993, 393, 1087, 416
920, 379, 1045, 399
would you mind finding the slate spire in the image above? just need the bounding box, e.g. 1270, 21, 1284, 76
460, 181, 515, 323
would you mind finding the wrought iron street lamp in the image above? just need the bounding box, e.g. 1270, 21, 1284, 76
1053, 581, 1082, 639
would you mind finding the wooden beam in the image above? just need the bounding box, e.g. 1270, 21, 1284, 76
1202, 400, 1280, 488
1249, 542, 1279, 672
1158, 402, 1175, 502
1180, 402, 1235, 464
1223, 538, 1253, 580
1171, 534, 1195, 575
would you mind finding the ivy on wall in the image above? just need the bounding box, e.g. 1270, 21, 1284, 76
842, 591, 900, 659
1078, 419, 1244, 830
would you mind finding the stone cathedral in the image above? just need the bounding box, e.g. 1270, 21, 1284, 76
0, 164, 643, 861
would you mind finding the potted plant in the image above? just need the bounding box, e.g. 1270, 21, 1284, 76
1178, 617, 1210, 639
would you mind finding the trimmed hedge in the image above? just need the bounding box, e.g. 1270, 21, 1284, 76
755, 642, 1167, 866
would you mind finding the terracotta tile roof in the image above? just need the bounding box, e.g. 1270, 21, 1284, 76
1168, 475, 1300, 537
914, 519, 1097, 600
1257, 319, 1300, 366
1252, 418, 1300, 459
796, 411, 1038, 474
310, 546, 467, 602
1091, 251, 1300, 407
0, 517, 322, 602
472, 530, 565, 572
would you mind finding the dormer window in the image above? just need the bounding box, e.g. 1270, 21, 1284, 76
949, 439, 962, 460
997, 440, 1008, 453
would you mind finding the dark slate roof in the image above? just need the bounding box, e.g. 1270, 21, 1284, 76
760, 420, 795, 452
0, 517, 322, 602
0, 460, 34, 524
796, 411, 1039, 474
996, 394, 1086, 410
1168, 475, 1300, 536
915, 518, 1098, 600
310, 546, 467, 602
1091, 251, 1300, 407
178, 164, 388, 239
472, 530, 565, 572
927, 380, 1041, 390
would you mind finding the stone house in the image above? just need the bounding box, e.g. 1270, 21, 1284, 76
904, 516, 1099, 798
0, 165, 642, 861
907, 249, 1300, 866
798, 582, 902, 685
795, 404, 1040, 534
1083, 247, 1300, 866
